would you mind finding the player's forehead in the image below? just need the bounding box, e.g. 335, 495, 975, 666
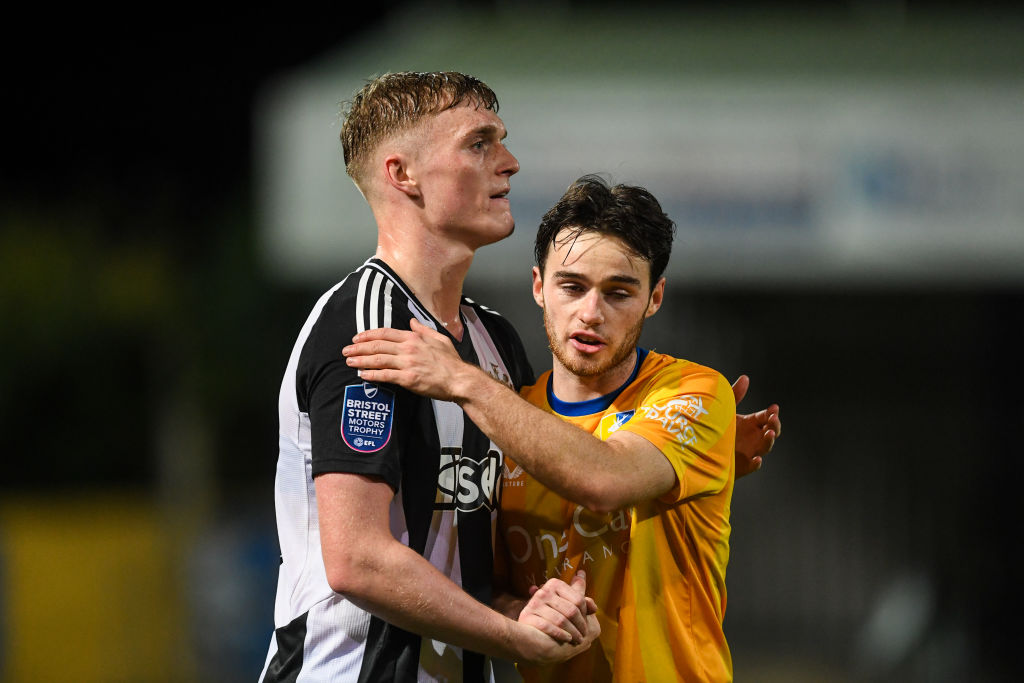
425, 102, 507, 139
544, 228, 649, 285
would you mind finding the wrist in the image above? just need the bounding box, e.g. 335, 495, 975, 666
501, 615, 527, 662
451, 364, 497, 406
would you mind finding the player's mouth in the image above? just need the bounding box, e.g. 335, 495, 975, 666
569, 331, 607, 354
490, 188, 510, 203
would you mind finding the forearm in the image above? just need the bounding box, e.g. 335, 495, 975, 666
453, 368, 654, 512
318, 472, 592, 666
336, 537, 524, 661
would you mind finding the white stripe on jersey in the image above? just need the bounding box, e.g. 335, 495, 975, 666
366, 261, 428, 323
355, 268, 373, 334
356, 268, 396, 333
383, 280, 393, 328
368, 271, 382, 329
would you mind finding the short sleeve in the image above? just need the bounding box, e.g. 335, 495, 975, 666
297, 290, 411, 491
620, 367, 736, 504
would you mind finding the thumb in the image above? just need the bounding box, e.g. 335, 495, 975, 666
731, 374, 750, 406
571, 570, 587, 593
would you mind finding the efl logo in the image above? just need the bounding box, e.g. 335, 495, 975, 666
436, 447, 502, 512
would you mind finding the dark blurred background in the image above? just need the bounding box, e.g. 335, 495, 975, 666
2, 3, 1021, 682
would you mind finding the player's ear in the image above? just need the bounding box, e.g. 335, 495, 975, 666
531, 266, 545, 308
384, 152, 420, 198
645, 276, 665, 318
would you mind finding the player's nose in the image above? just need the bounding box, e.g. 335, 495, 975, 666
498, 142, 519, 177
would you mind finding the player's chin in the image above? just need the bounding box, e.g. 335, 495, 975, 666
470, 218, 514, 247
493, 215, 515, 239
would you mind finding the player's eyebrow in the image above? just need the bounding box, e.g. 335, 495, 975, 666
462, 123, 506, 141
552, 270, 643, 287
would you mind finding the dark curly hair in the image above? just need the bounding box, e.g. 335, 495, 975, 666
534, 174, 675, 287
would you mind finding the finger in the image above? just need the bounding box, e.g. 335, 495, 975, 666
410, 318, 450, 341
524, 602, 580, 643
410, 318, 432, 334
351, 368, 403, 384
584, 597, 598, 615
562, 574, 590, 615
351, 327, 413, 344
535, 581, 588, 635
345, 353, 403, 370
769, 405, 781, 438
521, 612, 573, 643
746, 406, 773, 424
731, 375, 750, 406
342, 339, 402, 358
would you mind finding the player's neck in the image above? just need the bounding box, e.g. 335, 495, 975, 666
375, 234, 473, 340
549, 348, 639, 404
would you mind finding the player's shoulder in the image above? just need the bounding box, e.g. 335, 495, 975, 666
318, 261, 415, 328
639, 351, 733, 404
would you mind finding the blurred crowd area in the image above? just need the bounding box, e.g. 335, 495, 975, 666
2, 4, 1022, 681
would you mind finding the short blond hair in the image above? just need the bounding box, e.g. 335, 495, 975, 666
340, 71, 500, 188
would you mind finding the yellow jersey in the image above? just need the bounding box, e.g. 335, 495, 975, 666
496, 348, 736, 682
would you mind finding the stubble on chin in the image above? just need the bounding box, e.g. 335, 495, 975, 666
543, 307, 646, 379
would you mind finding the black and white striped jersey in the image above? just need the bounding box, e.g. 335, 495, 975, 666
260, 257, 534, 683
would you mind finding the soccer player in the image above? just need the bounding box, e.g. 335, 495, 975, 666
260, 72, 600, 683
345, 174, 776, 681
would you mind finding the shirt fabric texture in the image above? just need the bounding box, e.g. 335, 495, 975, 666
496, 348, 736, 683
261, 257, 533, 683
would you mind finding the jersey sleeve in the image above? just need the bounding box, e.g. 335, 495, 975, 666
620, 366, 736, 504
296, 288, 411, 491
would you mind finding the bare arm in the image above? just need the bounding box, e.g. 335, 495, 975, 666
316, 472, 598, 665
343, 321, 675, 513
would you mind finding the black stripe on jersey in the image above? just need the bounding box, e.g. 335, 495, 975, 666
261, 611, 307, 683
449, 331, 493, 683
457, 413, 496, 683
357, 617, 421, 683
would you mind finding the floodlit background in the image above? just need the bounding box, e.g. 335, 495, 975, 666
2, 3, 1022, 681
